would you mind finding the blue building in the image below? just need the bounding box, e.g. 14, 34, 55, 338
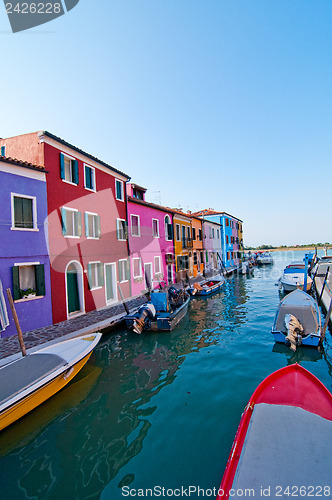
0, 157, 52, 337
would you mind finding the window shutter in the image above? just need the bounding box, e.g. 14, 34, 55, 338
60, 153, 65, 180
85, 212, 89, 237
98, 263, 104, 286
118, 261, 122, 282
76, 211, 82, 237
116, 219, 120, 240
96, 215, 101, 238
73, 160, 79, 184
12, 266, 20, 300
61, 208, 67, 235
35, 264, 45, 296
87, 264, 92, 289
126, 260, 130, 280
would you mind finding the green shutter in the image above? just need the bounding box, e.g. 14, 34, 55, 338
76, 211, 82, 237
125, 260, 130, 281
12, 266, 20, 300
87, 263, 92, 289
35, 264, 45, 296
60, 153, 65, 180
98, 263, 104, 287
61, 208, 67, 235
73, 160, 79, 184
96, 215, 101, 238
85, 212, 89, 237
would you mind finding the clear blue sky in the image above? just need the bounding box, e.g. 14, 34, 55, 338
1, 0, 331, 247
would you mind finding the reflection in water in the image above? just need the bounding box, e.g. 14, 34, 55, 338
0, 251, 332, 500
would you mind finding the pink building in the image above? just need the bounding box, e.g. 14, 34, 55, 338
127, 184, 175, 296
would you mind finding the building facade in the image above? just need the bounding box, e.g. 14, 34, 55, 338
126, 184, 175, 296
1, 131, 131, 324
0, 157, 52, 337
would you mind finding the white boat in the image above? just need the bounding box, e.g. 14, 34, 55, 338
279, 261, 312, 292
256, 252, 273, 265
0, 332, 102, 431
272, 289, 321, 349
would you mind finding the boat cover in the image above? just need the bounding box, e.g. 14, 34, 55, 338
232, 403, 332, 491
0, 353, 67, 407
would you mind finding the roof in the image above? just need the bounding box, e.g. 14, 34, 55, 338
38, 131, 131, 180
192, 209, 243, 222
128, 196, 176, 214
0, 156, 48, 173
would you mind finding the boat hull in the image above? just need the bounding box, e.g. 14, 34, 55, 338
0, 333, 101, 431
217, 364, 332, 499
190, 280, 223, 296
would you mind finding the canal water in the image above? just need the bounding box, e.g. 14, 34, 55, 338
1, 250, 332, 500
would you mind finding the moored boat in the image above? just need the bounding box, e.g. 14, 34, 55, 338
0, 332, 102, 431
256, 252, 273, 265
279, 261, 312, 292
124, 287, 190, 333
189, 278, 224, 296
217, 364, 332, 499
272, 289, 321, 350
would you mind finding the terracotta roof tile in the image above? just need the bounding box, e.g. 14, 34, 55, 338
0, 156, 48, 173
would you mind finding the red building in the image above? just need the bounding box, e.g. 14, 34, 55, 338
0, 131, 131, 323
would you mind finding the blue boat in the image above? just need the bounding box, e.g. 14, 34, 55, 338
188, 278, 224, 296
124, 287, 190, 334
272, 289, 321, 350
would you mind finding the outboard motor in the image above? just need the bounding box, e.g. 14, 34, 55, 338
133, 303, 156, 334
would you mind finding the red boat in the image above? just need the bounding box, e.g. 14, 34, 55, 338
217, 364, 332, 499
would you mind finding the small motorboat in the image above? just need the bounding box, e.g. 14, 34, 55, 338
188, 278, 224, 296
279, 261, 312, 292
124, 287, 190, 333
0, 332, 102, 431
217, 364, 332, 499
272, 289, 321, 350
256, 252, 273, 265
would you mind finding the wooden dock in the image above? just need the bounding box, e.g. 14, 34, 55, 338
314, 260, 332, 327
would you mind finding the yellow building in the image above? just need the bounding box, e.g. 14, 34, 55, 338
172, 210, 193, 282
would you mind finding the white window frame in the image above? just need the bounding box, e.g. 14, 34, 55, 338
115, 179, 124, 201
116, 218, 127, 240
63, 207, 81, 238
62, 152, 77, 186
133, 257, 142, 278
84, 164, 96, 192
154, 256, 161, 275
118, 259, 129, 283
165, 215, 172, 241
131, 214, 141, 237
176, 224, 181, 242
85, 211, 100, 239
11, 193, 38, 232
152, 218, 160, 238
88, 261, 103, 290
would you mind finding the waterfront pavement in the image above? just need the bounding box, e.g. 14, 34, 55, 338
0, 295, 147, 366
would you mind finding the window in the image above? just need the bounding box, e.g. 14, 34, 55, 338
61, 208, 82, 237
176, 224, 180, 241
118, 259, 130, 282
193, 252, 198, 266
226, 235, 229, 244
11, 194, 37, 230
1, 145, 5, 156
209, 227, 212, 239
152, 219, 159, 238
154, 256, 161, 274
60, 153, 79, 184
115, 179, 124, 201
133, 257, 142, 278
187, 226, 191, 241
116, 219, 127, 240
192, 227, 196, 240
165, 215, 173, 240
131, 215, 140, 237
217, 229, 220, 239
84, 165, 96, 191
87, 262, 104, 289
225, 218, 229, 227
12, 263, 45, 300
227, 251, 230, 261
177, 255, 189, 270
200, 251, 204, 265
198, 229, 202, 241
212, 228, 215, 238
85, 212, 101, 238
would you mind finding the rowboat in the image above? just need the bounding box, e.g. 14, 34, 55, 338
279, 261, 312, 292
0, 332, 102, 431
217, 364, 332, 500
272, 289, 321, 350
256, 252, 273, 265
189, 278, 224, 296
124, 287, 190, 333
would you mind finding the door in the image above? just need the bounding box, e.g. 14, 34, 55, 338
144, 262, 153, 289
105, 263, 117, 303
67, 264, 80, 314
167, 264, 173, 284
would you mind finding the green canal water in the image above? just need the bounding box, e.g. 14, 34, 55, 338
1, 250, 332, 500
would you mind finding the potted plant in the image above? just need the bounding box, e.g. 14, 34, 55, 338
20, 288, 36, 299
